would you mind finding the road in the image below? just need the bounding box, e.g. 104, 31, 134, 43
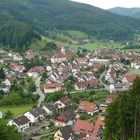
32, 132, 54, 140
99, 70, 110, 91
34, 78, 45, 107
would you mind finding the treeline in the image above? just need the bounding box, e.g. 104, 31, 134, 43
104, 78, 140, 140
0, 12, 41, 50
0, 0, 140, 41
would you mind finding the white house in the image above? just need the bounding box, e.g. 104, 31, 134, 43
42, 103, 56, 115
131, 60, 140, 69
3, 79, 11, 86
44, 82, 63, 93
24, 108, 46, 123
55, 97, 72, 109
8, 115, 30, 132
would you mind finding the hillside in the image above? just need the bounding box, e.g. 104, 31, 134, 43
1, 0, 140, 41
0, 12, 41, 50
109, 7, 140, 18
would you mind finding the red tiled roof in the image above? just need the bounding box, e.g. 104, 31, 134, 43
92, 118, 105, 136
28, 66, 45, 73
78, 101, 97, 113
73, 119, 94, 135
60, 97, 72, 105
76, 57, 88, 63
124, 74, 140, 83
44, 82, 63, 89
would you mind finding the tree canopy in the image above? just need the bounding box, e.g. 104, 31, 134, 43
104, 77, 140, 140
0, 119, 21, 140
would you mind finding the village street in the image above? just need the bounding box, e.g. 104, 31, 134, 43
34, 78, 45, 107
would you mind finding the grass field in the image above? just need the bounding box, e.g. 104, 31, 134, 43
71, 41, 123, 51
65, 30, 88, 39
127, 69, 140, 75
0, 105, 33, 117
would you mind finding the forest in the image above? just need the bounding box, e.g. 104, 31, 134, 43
104, 78, 140, 140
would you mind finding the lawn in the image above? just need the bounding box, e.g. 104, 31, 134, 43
71, 90, 109, 104
0, 104, 33, 117
71, 41, 123, 51
65, 30, 88, 39
127, 69, 140, 75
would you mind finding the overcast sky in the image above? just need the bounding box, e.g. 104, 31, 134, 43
71, 0, 140, 9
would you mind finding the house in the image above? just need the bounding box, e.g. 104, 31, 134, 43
81, 136, 99, 140
42, 102, 56, 115
13, 55, 23, 61
3, 77, 16, 86
8, 115, 30, 132
8, 52, 19, 58
55, 97, 72, 109
24, 108, 46, 123
109, 83, 129, 93
105, 69, 116, 84
92, 63, 102, 71
54, 110, 76, 127
78, 101, 99, 115
51, 47, 73, 63
10, 63, 25, 73
73, 119, 95, 136
44, 82, 63, 93
28, 66, 45, 77
54, 125, 77, 140
76, 57, 88, 64
89, 58, 110, 66
73, 118, 104, 139
105, 94, 117, 104
131, 60, 140, 69
75, 80, 99, 91
75, 82, 88, 91
0, 48, 6, 54
122, 74, 140, 85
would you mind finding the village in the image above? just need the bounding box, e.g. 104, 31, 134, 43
0, 46, 140, 140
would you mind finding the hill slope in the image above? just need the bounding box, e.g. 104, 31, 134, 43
109, 7, 140, 18
0, 12, 41, 50
1, 0, 140, 41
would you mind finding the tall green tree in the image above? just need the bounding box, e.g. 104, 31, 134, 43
0, 119, 21, 140
104, 78, 140, 140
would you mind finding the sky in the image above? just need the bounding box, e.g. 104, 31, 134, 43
71, 0, 140, 9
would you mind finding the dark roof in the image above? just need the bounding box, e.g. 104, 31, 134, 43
60, 125, 77, 140
29, 108, 46, 117
12, 115, 30, 126
59, 110, 76, 122
44, 103, 56, 111
60, 97, 72, 106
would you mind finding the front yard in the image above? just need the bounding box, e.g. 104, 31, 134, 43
0, 104, 33, 117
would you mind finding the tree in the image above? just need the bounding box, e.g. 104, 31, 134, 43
4, 110, 14, 120
104, 77, 140, 140
64, 81, 74, 92
0, 68, 5, 80
0, 119, 21, 140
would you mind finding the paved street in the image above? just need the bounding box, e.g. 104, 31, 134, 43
34, 78, 45, 107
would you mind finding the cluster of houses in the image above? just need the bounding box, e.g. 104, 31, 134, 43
8, 94, 117, 140
1, 47, 140, 95
1, 46, 140, 139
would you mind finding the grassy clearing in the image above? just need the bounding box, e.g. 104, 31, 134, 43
65, 30, 88, 39
0, 104, 33, 117
71, 90, 109, 104
71, 41, 123, 51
